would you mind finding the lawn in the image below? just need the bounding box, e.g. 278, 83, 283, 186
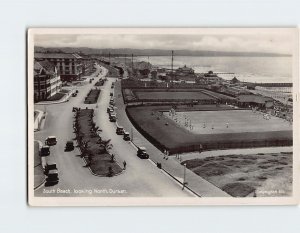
134, 91, 215, 100
84, 89, 101, 104
183, 152, 293, 197
46, 92, 66, 101
126, 105, 292, 154
164, 110, 292, 134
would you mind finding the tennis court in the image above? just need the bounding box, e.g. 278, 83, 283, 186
164, 110, 292, 134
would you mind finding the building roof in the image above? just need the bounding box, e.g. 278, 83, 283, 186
237, 94, 273, 104
177, 65, 194, 72
34, 53, 82, 59
34, 60, 57, 75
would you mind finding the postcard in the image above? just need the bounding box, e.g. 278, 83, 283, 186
27, 28, 299, 206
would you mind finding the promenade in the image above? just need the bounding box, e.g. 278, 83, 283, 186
114, 80, 230, 197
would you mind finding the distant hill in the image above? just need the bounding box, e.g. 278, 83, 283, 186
34, 46, 291, 57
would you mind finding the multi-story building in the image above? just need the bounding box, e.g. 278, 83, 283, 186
34, 60, 62, 102
34, 53, 83, 81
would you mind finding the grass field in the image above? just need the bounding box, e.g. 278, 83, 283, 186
134, 91, 215, 100
126, 105, 292, 153
183, 152, 292, 197
164, 110, 292, 134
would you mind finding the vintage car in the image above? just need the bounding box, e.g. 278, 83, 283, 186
116, 126, 125, 135
45, 136, 57, 146
65, 140, 74, 151
123, 132, 130, 141
137, 146, 149, 159
40, 145, 50, 157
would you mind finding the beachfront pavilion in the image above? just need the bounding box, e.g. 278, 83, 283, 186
237, 94, 274, 109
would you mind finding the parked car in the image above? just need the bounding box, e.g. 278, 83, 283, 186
116, 126, 125, 135
109, 99, 115, 105
109, 113, 117, 122
107, 107, 114, 113
46, 169, 59, 185
65, 141, 74, 151
45, 136, 57, 146
123, 132, 130, 141
72, 107, 79, 112
40, 145, 50, 157
72, 93, 77, 97
110, 92, 113, 96
75, 90, 79, 93
44, 163, 57, 176
137, 146, 149, 159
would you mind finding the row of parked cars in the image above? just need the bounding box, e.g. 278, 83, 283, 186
39, 136, 75, 186
109, 81, 149, 159
115, 126, 149, 159
39, 136, 59, 185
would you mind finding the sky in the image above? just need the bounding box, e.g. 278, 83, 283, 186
34, 29, 296, 54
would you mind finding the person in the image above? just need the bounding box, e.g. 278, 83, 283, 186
123, 160, 127, 170
111, 154, 115, 162
226, 123, 229, 128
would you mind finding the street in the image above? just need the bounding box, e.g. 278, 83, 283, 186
34, 64, 192, 197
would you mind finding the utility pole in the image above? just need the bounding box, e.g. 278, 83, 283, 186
171, 50, 174, 85
131, 54, 134, 77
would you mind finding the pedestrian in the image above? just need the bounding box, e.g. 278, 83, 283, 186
111, 154, 115, 162
123, 160, 127, 170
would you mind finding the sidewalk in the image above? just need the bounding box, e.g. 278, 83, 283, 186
34, 140, 45, 189
35, 90, 72, 105
114, 81, 230, 197
34, 110, 45, 131
174, 146, 293, 161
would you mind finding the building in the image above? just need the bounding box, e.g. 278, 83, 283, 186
34, 60, 62, 102
35, 53, 83, 81
175, 65, 195, 75
237, 94, 274, 109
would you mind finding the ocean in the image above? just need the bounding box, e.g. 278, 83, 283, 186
135, 56, 292, 83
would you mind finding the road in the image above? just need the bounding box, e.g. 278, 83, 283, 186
34, 64, 192, 197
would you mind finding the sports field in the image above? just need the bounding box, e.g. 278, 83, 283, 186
126, 105, 293, 154
163, 110, 292, 134
134, 91, 215, 100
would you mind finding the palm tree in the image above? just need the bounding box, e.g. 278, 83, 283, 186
98, 139, 113, 154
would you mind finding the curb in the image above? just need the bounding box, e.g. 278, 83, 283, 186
34, 140, 46, 190
128, 139, 200, 197
35, 92, 72, 105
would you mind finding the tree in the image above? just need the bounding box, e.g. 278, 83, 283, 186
98, 139, 113, 154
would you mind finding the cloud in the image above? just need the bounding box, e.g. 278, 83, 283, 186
34, 31, 294, 54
